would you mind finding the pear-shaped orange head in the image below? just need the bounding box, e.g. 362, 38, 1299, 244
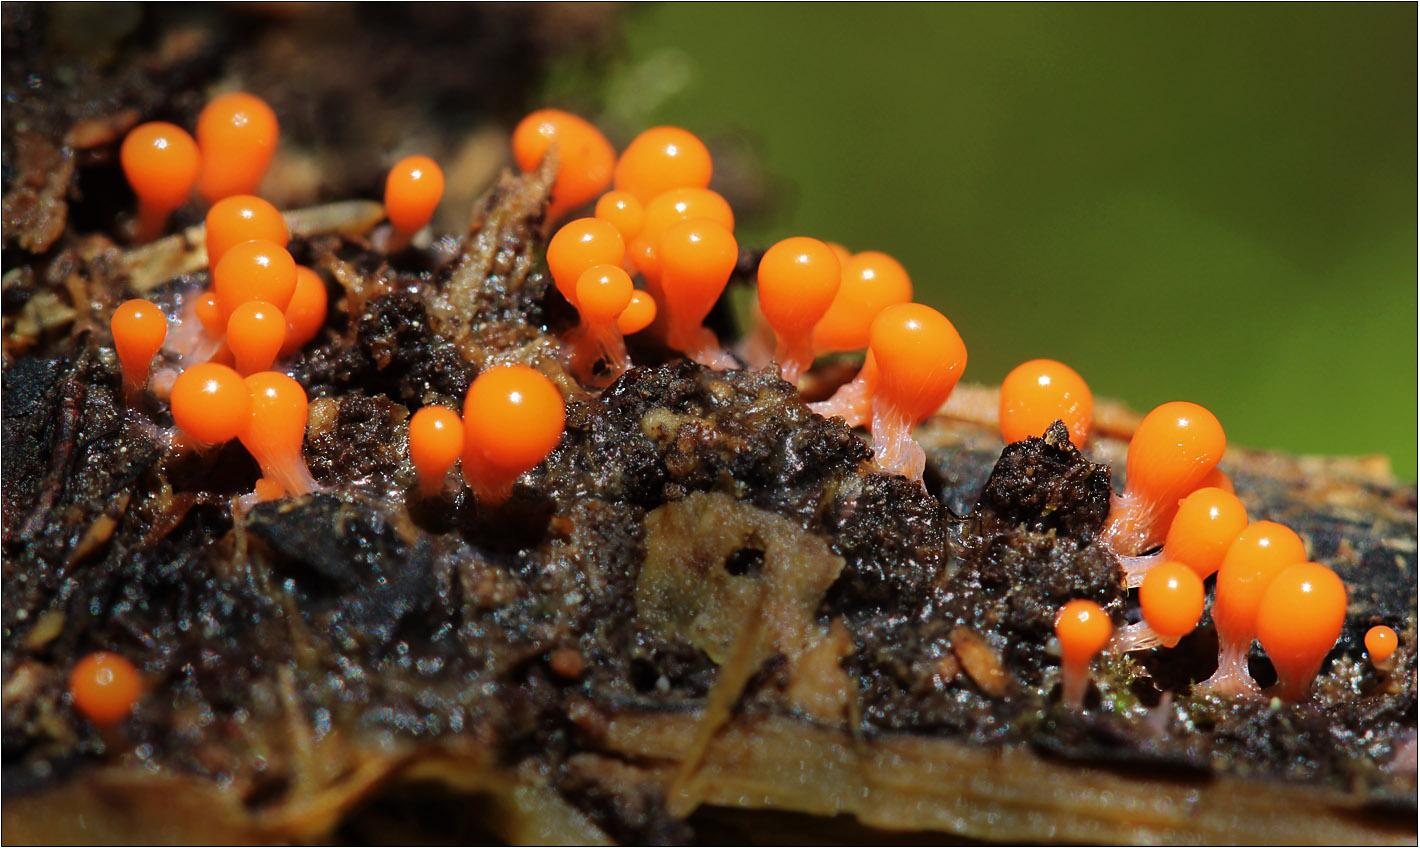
121, 122, 200, 243
111, 299, 168, 401
1365, 626, 1399, 671
278, 266, 329, 357
613, 126, 713, 204
812, 250, 913, 354
1256, 562, 1346, 702
461, 365, 565, 506
196, 92, 279, 203
1103, 400, 1226, 556
226, 300, 286, 376
69, 652, 142, 726
547, 218, 624, 309
212, 238, 298, 325
170, 362, 251, 446
570, 264, 636, 386
658, 218, 738, 369
616, 290, 658, 337
1138, 561, 1206, 647
594, 190, 645, 244
205, 194, 288, 267
757, 237, 841, 384
1197, 520, 1308, 698
998, 359, 1093, 448
384, 155, 444, 251
1055, 599, 1113, 710
240, 371, 317, 497
408, 405, 465, 499
864, 303, 967, 481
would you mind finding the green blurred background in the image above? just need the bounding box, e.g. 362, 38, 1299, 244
547, 4, 1416, 478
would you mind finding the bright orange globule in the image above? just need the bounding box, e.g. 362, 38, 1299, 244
409, 405, 465, 498
205, 195, 288, 267
278, 266, 329, 356
384, 155, 445, 239
868, 303, 968, 426
170, 362, 251, 445
1139, 561, 1206, 644
1125, 401, 1226, 506
616, 290, 658, 336
576, 265, 635, 325
240, 371, 316, 497
513, 109, 616, 224
594, 190, 645, 242
811, 251, 913, 354
69, 652, 142, 726
613, 126, 713, 204
461, 365, 566, 504
757, 237, 841, 382
212, 238, 298, 323
1162, 486, 1249, 580
998, 358, 1093, 448
1365, 625, 1398, 667
112, 299, 168, 396
658, 218, 738, 355
196, 92, 279, 203
120, 122, 201, 242
1256, 562, 1347, 701
226, 300, 286, 375
547, 218, 625, 308
1213, 520, 1309, 644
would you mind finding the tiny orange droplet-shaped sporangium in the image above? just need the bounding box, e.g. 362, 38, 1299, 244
462, 365, 565, 505
594, 190, 645, 242
812, 250, 913, 354
69, 651, 142, 726
613, 126, 713, 203
1213, 520, 1309, 646
576, 265, 635, 325
112, 299, 167, 397
868, 303, 968, 426
1125, 401, 1226, 507
757, 236, 841, 383
212, 238, 298, 322
121, 122, 201, 243
1139, 561, 1206, 645
547, 218, 625, 308
1365, 625, 1398, 667
409, 405, 465, 498
279, 266, 328, 356
1163, 486, 1249, 580
196, 92, 279, 203
227, 300, 286, 375
385, 155, 444, 242
241, 371, 317, 497
616, 290, 658, 336
513, 109, 616, 224
1055, 599, 1113, 710
170, 362, 251, 445
659, 218, 738, 355
999, 358, 1093, 448
205, 194, 288, 267
1256, 562, 1347, 701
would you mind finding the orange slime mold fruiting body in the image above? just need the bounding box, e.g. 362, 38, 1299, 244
212, 238, 298, 324
1365, 626, 1399, 671
1198, 520, 1308, 697
614, 126, 713, 204
196, 92, 279, 203
279, 266, 329, 356
1117, 485, 1249, 588
1256, 562, 1347, 702
757, 237, 842, 384
461, 365, 566, 506
570, 264, 635, 387
111, 299, 168, 401
547, 218, 625, 308
1055, 600, 1113, 710
657, 218, 739, 369
864, 304, 967, 482
205, 195, 289, 267
628, 187, 735, 294
1102, 401, 1226, 556
170, 362, 251, 446
998, 358, 1094, 448
811, 251, 913, 355
69, 652, 142, 726
384, 155, 445, 252
240, 372, 318, 498
120, 122, 201, 243
616, 290, 658, 337
226, 300, 286, 376
513, 109, 616, 225
409, 405, 465, 499
595, 190, 645, 243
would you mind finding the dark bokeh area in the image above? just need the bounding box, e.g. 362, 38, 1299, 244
546, 4, 1417, 478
